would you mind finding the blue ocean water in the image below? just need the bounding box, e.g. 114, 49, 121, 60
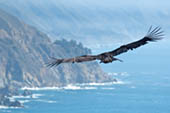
0, 73, 170, 113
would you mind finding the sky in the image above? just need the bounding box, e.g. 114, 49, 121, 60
30, 0, 170, 11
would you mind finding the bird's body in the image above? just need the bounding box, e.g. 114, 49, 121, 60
47, 26, 164, 67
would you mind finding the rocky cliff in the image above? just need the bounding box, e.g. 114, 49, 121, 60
0, 9, 113, 89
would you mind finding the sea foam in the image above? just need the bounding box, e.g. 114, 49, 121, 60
19, 100, 30, 104
34, 99, 57, 103
0, 105, 21, 109
21, 85, 96, 91
21, 81, 124, 91
78, 81, 124, 86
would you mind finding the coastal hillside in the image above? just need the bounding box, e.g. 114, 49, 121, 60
0, 9, 113, 89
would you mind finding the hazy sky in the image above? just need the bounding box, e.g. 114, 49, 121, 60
37, 0, 170, 10
1, 0, 169, 47
3, 0, 169, 9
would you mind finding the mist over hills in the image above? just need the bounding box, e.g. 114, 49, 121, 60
0, 8, 112, 89
0, 0, 170, 50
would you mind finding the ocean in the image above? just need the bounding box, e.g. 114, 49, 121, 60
0, 73, 170, 113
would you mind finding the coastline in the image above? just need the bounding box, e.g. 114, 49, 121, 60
21, 81, 124, 91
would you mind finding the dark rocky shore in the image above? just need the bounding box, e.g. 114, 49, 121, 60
0, 94, 23, 108
0, 86, 32, 108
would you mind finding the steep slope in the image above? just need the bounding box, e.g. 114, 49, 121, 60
0, 9, 113, 88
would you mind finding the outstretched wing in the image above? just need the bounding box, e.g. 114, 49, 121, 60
47, 55, 97, 67
103, 26, 164, 57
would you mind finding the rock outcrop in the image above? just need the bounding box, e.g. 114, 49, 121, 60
22, 89, 32, 96
0, 8, 114, 89
0, 94, 23, 107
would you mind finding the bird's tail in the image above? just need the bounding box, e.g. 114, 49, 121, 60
145, 26, 164, 41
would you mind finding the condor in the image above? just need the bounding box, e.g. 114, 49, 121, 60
47, 26, 164, 67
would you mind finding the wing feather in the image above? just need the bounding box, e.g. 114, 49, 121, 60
106, 26, 164, 56
47, 55, 97, 67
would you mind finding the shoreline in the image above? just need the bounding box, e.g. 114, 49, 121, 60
21, 81, 124, 91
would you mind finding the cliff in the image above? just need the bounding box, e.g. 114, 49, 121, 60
0, 9, 113, 89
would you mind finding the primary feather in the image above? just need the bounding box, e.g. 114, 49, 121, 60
47, 55, 97, 67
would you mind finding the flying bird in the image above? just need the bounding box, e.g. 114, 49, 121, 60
47, 26, 164, 67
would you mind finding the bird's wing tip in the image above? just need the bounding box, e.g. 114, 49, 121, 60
46, 57, 62, 68
145, 26, 164, 40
